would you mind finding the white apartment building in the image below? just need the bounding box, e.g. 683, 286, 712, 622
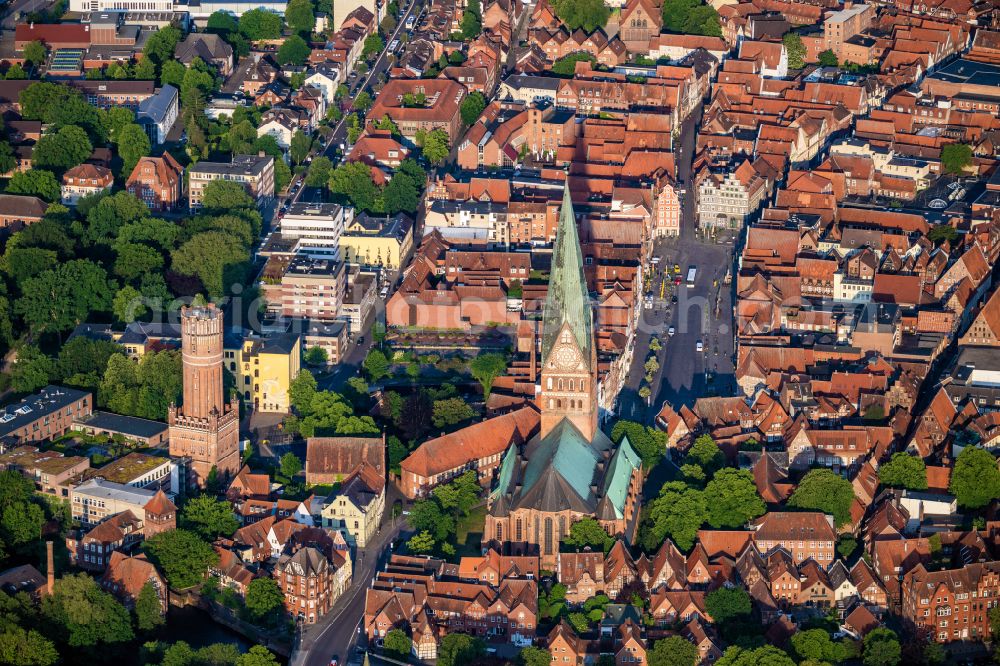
279, 203, 351, 261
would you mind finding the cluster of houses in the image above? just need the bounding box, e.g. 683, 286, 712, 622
0, 408, 393, 626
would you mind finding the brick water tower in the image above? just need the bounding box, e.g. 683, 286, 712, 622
168, 304, 240, 487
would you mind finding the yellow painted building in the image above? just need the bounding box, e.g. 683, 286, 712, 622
224, 333, 301, 414
319, 463, 385, 548
340, 212, 415, 275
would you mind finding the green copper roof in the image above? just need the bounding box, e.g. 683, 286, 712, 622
601, 434, 642, 520
490, 444, 518, 504
541, 184, 593, 369
516, 419, 613, 513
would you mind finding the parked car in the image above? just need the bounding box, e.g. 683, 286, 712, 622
696, 340, 704, 352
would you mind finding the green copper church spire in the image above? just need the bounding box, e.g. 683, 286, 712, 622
541, 182, 593, 368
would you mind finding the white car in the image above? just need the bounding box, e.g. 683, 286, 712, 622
696, 340, 704, 352
668, 326, 675, 336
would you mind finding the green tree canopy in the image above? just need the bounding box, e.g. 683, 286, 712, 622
239, 8, 283, 40
552, 52, 597, 76
420, 128, 450, 165
818, 49, 839, 67
521, 646, 552, 666
244, 578, 284, 622
783, 32, 806, 69
330, 161, 379, 212
716, 646, 795, 666
610, 420, 666, 469
460, 91, 487, 126
280, 452, 303, 479
437, 633, 486, 666
642, 481, 705, 551
284, 0, 315, 34
703, 468, 765, 528
290, 130, 312, 165
15, 260, 116, 335
552, 0, 609, 32
949, 446, 1000, 509
8, 345, 55, 394
41, 574, 134, 648
206, 10, 239, 33
6, 170, 61, 201
363, 348, 391, 381
143, 529, 218, 590
352, 91, 373, 113
564, 517, 613, 552
99, 350, 181, 420
648, 636, 698, 666
180, 496, 240, 539
383, 629, 412, 659
790, 629, 848, 664
171, 231, 250, 298
22, 41, 47, 67
662, 0, 721, 35
277, 35, 311, 66
470, 352, 507, 397
305, 156, 333, 187
941, 143, 973, 175
788, 468, 857, 527
705, 586, 751, 624
143, 26, 181, 66
408, 498, 455, 542
431, 470, 481, 516
362, 33, 385, 59
432, 397, 475, 428
684, 434, 724, 478
862, 628, 901, 666
878, 452, 927, 490
461, 0, 482, 38
134, 581, 165, 632
116, 123, 151, 177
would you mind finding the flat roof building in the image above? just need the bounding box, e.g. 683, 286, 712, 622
0, 386, 92, 446
188, 153, 275, 210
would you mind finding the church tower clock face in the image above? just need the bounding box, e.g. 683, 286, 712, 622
553, 344, 579, 370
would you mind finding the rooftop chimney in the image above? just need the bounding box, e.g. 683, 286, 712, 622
45, 540, 54, 596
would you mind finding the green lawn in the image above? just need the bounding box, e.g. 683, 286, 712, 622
454, 504, 488, 558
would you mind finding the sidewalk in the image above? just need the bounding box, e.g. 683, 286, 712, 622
291, 514, 407, 666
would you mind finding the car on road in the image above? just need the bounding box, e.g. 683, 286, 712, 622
357, 336, 364, 345
696, 340, 704, 352
668, 326, 675, 336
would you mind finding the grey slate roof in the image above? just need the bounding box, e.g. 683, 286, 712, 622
73, 411, 167, 439
137, 84, 177, 125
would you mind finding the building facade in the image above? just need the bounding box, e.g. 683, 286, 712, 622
125, 154, 184, 211
482, 186, 644, 568
168, 305, 240, 487
188, 154, 275, 210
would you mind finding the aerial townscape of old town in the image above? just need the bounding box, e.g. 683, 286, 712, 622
1, 0, 1000, 663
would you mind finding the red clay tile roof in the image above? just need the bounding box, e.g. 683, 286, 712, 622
401, 406, 539, 478
306, 435, 385, 477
